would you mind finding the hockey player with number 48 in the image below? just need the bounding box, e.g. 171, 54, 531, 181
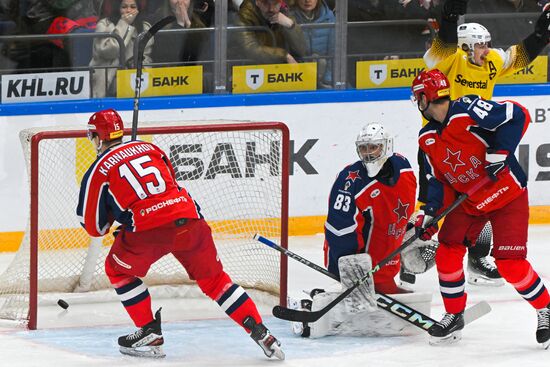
411, 69, 550, 348
76, 109, 284, 359
413, 0, 550, 288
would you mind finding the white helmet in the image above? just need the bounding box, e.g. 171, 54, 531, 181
355, 123, 394, 177
457, 22, 491, 53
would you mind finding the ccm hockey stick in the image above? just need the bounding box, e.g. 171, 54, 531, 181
131, 15, 176, 141
272, 176, 492, 323
254, 234, 491, 331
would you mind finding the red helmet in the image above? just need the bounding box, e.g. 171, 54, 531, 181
87, 109, 124, 141
411, 69, 451, 104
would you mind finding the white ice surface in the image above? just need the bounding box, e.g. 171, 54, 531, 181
1, 226, 550, 367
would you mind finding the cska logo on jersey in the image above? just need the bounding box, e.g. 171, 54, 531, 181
443, 148, 466, 172
346, 170, 361, 182
393, 199, 410, 223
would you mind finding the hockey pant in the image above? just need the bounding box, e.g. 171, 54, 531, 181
435, 191, 550, 313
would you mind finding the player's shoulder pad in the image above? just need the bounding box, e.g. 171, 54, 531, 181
419, 120, 439, 136
455, 94, 480, 109
390, 153, 412, 169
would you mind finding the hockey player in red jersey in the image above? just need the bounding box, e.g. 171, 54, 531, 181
76, 109, 284, 359
411, 69, 550, 348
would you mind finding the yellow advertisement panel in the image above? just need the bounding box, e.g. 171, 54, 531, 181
498, 55, 547, 84
232, 62, 317, 94
116, 66, 203, 98
358, 56, 548, 89
356, 59, 426, 89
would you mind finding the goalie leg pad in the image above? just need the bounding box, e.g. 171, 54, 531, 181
307, 290, 433, 338
338, 253, 377, 313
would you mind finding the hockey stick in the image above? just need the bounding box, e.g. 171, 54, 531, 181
254, 234, 436, 331
254, 234, 492, 330
256, 234, 489, 331
131, 15, 176, 141
272, 176, 492, 323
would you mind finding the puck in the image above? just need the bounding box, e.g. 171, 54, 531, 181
57, 299, 69, 310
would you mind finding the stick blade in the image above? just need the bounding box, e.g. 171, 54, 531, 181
463, 300, 491, 325
272, 305, 323, 323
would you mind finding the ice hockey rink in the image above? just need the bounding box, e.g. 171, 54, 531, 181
0, 226, 549, 367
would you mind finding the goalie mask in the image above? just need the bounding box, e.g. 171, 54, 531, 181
87, 109, 124, 153
457, 23, 491, 63
355, 123, 393, 177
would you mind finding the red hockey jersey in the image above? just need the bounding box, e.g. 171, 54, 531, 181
418, 96, 529, 216
77, 141, 201, 236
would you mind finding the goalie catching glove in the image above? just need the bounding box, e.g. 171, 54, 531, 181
401, 233, 438, 274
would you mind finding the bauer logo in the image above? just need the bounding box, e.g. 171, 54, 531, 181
356, 58, 426, 89
246, 69, 264, 90
369, 64, 387, 86
1, 71, 89, 103
233, 63, 317, 94
116, 66, 202, 98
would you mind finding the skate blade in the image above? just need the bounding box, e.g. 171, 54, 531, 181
429, 330, 462, 346
467, 274, 504, 287
119, 345, 166, 358
541, 339, 550, 350
270, 344, 285, 360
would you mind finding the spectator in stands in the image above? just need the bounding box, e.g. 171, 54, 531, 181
0, 0, 17, 34
149, 0, 214, 66
90, 0, 152, 98
236, 0, 306, 64
14, 0, 102, 70
290, 0, 335, 88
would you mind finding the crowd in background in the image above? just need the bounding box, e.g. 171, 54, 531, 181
0, 0, 544, 96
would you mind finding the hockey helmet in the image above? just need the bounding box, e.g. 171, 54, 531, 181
355, 123, 394, 177
87, 109, 124, 141
411, 69, 450, 106
457, 23, 491, 51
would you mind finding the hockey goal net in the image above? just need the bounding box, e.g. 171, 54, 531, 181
0, 120, 289, 329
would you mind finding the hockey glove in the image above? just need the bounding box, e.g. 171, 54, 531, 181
535, 9, 550, 40
414, 210, 438, 241
442, 0, 469, 22
485, 149, 509, 181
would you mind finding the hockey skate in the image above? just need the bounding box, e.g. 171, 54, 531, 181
428, 312, 464, 346
467, 256, 504, 287
536, 304, 550, 349
118, 308, 165, 358
243, 316, 285, 360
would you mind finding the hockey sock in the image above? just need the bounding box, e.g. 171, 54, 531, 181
496, 259, 550, 310
436, 244, 467, 314
106, 263, 153, 327
197, 271, 262, 332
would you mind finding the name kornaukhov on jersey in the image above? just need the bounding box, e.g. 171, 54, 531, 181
98, 143, 153, 176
